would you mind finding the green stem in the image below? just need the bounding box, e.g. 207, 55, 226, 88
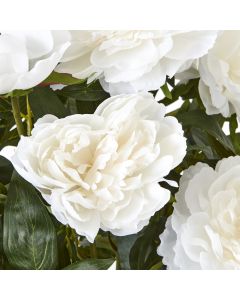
90, 243, 97, 258
26, 95, 33, 136
11, 97, 25, 136
108, 232, 117, 254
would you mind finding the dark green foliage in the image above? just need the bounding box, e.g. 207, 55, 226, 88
64, 258, 115, 270
56, 80, 110, 114
29, 86, 69, 120
115, 235, 138, 270
3, 172, 58, 269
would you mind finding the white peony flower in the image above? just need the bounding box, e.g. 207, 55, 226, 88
0, 31, 71, 94
158, 156, 240, 269
199, 31, 240, 118
0, 93, 186, 242
55, 30, 218, 95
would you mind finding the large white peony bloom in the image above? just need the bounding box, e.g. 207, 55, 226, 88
0, 93, 186, 242
158, 156, 240, 269
199, 31, 240, 118
55, 30, 218, 95
0, 31, 70, 94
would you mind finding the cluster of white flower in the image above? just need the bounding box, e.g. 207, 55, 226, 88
2, 30, 240, 120
0, 30, 217, 96
2, 30, 240, 269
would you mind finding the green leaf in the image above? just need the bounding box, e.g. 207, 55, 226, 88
229, 114, 240, 154
3, 172, 58, 270
43, 72, 85, 86
2, 89, 33, 98
190, 128, 219, 159
0, 156, 13, 185
55, 81, 110, 114
177, 109, 235, 154
94, 234, 116, 258
161, 83, 172, 99
0, 99, 13, 119
0, 182, 7, 196
159, 79, 199, 107
0, 215, 3, 269
171, 80, 197, 101
57, 81, 109, 102
129, 211, 167, 270
64, 258, 114, 270
76, 100, 103, 114
115, 235, 138, 270
29, 86, 69, 121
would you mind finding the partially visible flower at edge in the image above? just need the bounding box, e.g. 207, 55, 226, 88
0, 30, 71, 95
198, 31, 240, 118
158, 156, 240, 269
